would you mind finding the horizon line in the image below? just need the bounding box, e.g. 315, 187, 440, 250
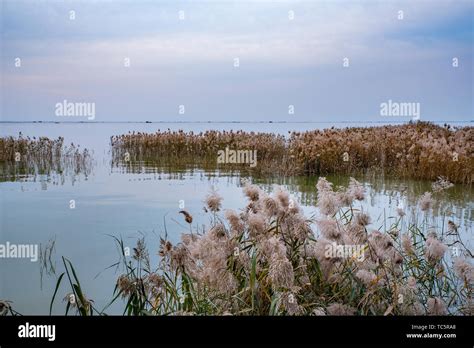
1, 120, 472, 124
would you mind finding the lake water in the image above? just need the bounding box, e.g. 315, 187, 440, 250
0, 122, 472, 314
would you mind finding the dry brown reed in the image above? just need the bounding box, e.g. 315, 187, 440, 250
111, 122, 473, 183
0, 135, 93, 180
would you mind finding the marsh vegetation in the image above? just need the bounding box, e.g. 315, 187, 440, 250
111, 122, 473, 184
1, 123, 472, 316
0, 135, 94, 182
45, 178, 473, 316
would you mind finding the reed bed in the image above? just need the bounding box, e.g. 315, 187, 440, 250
44, 178, 472, 316
111, 122, 473, 183
0, 135, 93, 180
111, 129, 292, 175
290, 123, 473, 184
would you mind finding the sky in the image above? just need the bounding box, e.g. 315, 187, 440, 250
1, 0, 473, 123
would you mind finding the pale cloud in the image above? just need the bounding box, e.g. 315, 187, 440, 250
1, 0, 472, 121
4, 0, 472, 69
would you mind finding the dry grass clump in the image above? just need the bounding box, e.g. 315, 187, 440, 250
111, 123, 473, 183
290, 122, 473, 184
103, 178, 472, 316
111, 129, 291, 175
0, 135, 93, 180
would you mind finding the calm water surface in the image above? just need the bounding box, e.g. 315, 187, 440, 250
1, 123, 472, 314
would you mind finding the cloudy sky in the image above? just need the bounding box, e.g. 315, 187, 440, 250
1, 0, 473, 122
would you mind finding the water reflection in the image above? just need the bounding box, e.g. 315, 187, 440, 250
111, 160, 472, 211
2, 137, 472, 239
0, 136, 94, 184
108, 160, 473, 244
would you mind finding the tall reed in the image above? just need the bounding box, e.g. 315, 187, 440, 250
0, 135, 93, 180
42, 178, 473, 316
111, 123, 473, 183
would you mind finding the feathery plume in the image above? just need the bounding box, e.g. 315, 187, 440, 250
419, 192, 433, 211
425, 235, 447, 263
401, 234, 414, 255
179, 210, 193, 224
243, 184, 261, 202
427, 297, 447, 315
316, 178, 338, 216
205, 190, 222, 212
268, 255, 295, 289
327, 303, 356, 315
453, 258, 474, 283
348, 177, 365, 201
355, 269, 377, 287
317, 218, 341, 240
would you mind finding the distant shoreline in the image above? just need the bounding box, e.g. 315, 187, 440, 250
0, 120, 472, 124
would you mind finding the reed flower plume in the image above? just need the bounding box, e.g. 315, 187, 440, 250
316, 177, 338, 216
425, 235, 447, 263
355, 269, 377, 287
453, 258, 474, 284
205, 190, 222, 213
243, 184, 261, 202
355, 213, 371, 227
225, 209, 245, 235
100, 179, 473, 316
268, 254, 295, 290
419, 192, 433, 212
247, 213, 267, 238
327, 303, 356, 316
427, 297, 448, 315
348, 177, 365, 201
0, 300, 11, 316
317, 218, 341, 241
275, 187, 290, 210
262, 196, 279, 217
179, 210, 193, 224
401, 233, 414, 255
